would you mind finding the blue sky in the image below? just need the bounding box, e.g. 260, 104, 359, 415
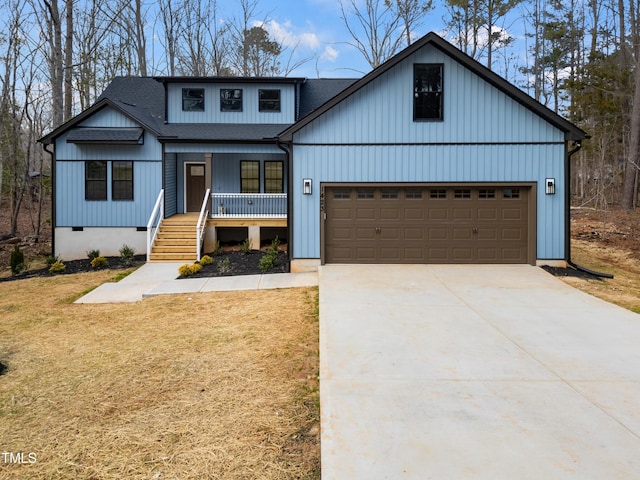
235, 0, 441, 78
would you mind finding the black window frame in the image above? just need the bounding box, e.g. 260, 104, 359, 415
414, 63, 443, 121
85, 161, 107, 201
259, 89, 281, 112
220, 88, 243, 112
112, 161, 134, 201
182, 88, 205, 112
264, 161, 284, 193
240, 160, 260, 193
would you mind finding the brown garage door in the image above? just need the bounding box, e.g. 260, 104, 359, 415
324, 185, 532, 264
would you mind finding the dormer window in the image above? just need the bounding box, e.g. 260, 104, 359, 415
182, 88, 205, 112
259, 89, 281, 112
414, 64, 443, 121
221, 89, 243, 112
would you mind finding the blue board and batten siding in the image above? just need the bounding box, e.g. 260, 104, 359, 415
56, 107, 163, 227
167, 83, 296, 124
291, 44, 568, 261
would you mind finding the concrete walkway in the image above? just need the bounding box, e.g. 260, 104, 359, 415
319, 264, 640, 479
75, 262, 318, 303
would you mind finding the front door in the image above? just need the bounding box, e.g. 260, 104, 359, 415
186, 163, 206, 212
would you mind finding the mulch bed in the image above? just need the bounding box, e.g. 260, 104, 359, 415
0, 255, 147, 283
0, 250, 289, 282
541, 265, 604, 280
180, 250, 289, 279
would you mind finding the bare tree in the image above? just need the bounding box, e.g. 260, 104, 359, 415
386, 0, 434, 47
339, 0, 404, 70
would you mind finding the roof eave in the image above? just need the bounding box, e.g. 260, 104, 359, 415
38, 98, 162, 145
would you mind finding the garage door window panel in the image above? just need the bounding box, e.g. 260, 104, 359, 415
503, 188, 521, 199
479, 189, 496, 199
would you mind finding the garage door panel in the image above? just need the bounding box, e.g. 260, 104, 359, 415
428, 227, 448, 240
502, 228, 523, 241
453, 228, 472, 240
405, 208, 425, 220
452, 248, 473, 262
429, 208, 448, 220
452, 208, 472, 221
478, 208, 498, 220
477, 248, 499, 262
331, 227, 354, 240
478, 227, 498, 240
355, 247, 376, 261
332, 207, 353, 220
380, 228, 399, 240
502, 208, 524, 220
380, 247, 400, 259
381, 208, 400, 220
356, 228, 375, 240
325, 185, 530, 264
404, 228, 424, 240
428, 248, 448, 261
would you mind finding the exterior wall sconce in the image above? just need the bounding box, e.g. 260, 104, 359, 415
545, 178, 555, 195
303, 178, 312, 195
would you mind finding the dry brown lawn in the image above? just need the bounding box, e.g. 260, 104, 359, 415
562, 239, 640, 314
0, 271, 320, 479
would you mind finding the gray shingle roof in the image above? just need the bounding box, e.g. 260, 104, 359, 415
66, 127, 144, 144
40, 76, 360, 144
299, 79, 359, 118
158, 123, 291, 142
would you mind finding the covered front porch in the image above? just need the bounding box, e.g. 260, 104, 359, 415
163, 150, 288, 217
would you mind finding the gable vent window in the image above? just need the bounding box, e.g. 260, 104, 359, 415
221, 89, 243, 112
182, 88, 205, 111
414, 64, 443, 121
259, 89, 281, 112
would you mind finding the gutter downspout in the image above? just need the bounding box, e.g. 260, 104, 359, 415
565, 139, 614, 279
43, 144, 56, 256
276, 139, 292, 273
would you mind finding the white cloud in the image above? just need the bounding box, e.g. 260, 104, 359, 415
321, 45, 339, 62
258, 19, 321, 51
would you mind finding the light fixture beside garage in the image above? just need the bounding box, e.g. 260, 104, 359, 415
303, 178, 312, 195
545, 178, 556, 195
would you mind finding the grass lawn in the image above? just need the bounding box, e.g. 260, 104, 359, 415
562, 239, 640, 314
0, 271, 320, 479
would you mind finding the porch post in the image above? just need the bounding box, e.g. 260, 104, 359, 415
204, 153, 213, 216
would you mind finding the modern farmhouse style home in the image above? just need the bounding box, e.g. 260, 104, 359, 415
40, 32, 586, 270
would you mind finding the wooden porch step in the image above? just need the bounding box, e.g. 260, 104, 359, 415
149, 252, 198, 262
150, 214, 201, 262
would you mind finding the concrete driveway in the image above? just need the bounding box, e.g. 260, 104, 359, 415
319, 264, 640, 479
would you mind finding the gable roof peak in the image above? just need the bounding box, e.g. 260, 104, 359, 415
279, 31, 586, 142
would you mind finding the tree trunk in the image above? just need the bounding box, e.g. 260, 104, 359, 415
621, 58, 640, 210
64, 0, 73, 121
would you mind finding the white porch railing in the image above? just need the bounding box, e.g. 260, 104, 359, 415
196, 188, 211, 261
146, 189, 164, 261
211, 193, 287, 218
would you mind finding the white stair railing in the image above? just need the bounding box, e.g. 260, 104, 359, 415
196, 188, 211, 261
146, 189, 164, 261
